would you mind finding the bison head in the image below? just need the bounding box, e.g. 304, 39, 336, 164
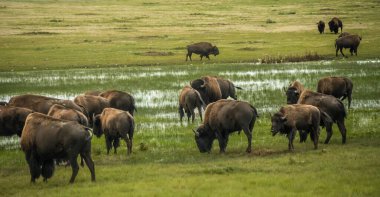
211, 46, 219, 56
270, 113, 287, 136
92, 114, 103, 137
286, 87, 300, 104
191, 79, 210, 104
193, 125, 214, 153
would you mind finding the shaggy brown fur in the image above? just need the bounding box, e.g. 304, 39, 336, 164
0, 106, 33, 136
74, 95, 109, 126
186, 42, 219, 61
317, 77, 353, 108
178, 85, 205, 123
47, 104, 89, 126
335, 34, 362, 57
99, 90, 136, 116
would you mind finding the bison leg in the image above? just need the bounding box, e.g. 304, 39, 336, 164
105, 136, 112, 155
324, 124, 333, 144
42, 159, 55, 182
190, 109, 195, 123
113, 138, 120, 154
336, 47, 339, 57
186, 52, 192, 61
125, 138, 132, 155
197, 105, 203, 122
288, 129, 295, 151
68, 155, 79, 183
354, 48, 358, 56
27, 150, 41, 183
339, 47, 346, 57
311, 127, 319, 149
337, 120, 347, 144
178, 106, 184, 122
200, 55, 203, 60
242, 126, 253, 153
81, 152, 96, 182
299, 130, 307, 143
206, 55, 210, 60
350, 48, 354, 56
215, 131, 226, 153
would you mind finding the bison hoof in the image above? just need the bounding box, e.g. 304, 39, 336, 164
246, 148, 252, 153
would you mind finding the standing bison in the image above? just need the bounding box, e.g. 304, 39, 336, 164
193, 100, 258, 153
20, 113, 95, 183
335, 34, 362, 57
186, 42, 219, 61
47, 104, 89, 126
0, 106, 33, 136
191, 76, 241, 105
99, 90, 136, 116
317, 77, 354, 108
74, 95, 110, 126
285, 81, 305, 104
317, 21, 325, 34
178, 85, 206, 123
328, 17, 343, 34
8, 94, 85, 115
93, 108, 134, 155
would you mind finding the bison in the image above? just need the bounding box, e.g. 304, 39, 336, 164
186, 42, 219, 61
178, 85, 206, 123
47, 104, 89, 126
317, 21, 325, 34
8, 94, 85, 115
335, 34, 362, 57
99, 90, 136, 116
0, 106, 33, 136
317, 77, 353, 108
74, 95, 110, 126
328, 17, 343, 34
20, 112, 95, 183
338, 32, 350, 38
93, 108, 134, 155
286, 85, 347, 144
191, 76, 241, 105
193, 99, 258, 153
285, 81, 305, 104
271, 104, 325, 150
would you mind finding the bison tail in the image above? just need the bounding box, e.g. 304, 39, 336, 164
319, 110, 333, 129
251, 105, 259, 118
235, 86, 243, 90
85, 127, 93, 141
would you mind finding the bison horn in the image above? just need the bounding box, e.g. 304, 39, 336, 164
192, 129, 199, 137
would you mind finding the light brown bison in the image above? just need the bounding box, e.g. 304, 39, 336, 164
99, 90, 136, 116
178, 85, 206, 123
93, 108, 134, 155
193, 99, 258, 153
191, 76, 241, 105
8, 94, 85, 115
20, 113, 95, 183
328, 17, 343, 34
335, 34, 362, 57
47, 104, 89, 126
292, 90, 347, 144
271, 104, 322, 150
338, 32, 350, 38
317, 21, 325, 34
74, 95, 110, 126
285, 81, 305, 104
186, 42, 219, 61
317, 77, 353, 108
0, 106, 33, 136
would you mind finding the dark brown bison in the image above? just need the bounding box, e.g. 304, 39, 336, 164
193, 99, 258, 153
178, 85, 206, 123
0, 106, 33, 136
317, 77, 354, 108
328, 17, 343, 34
74, 95, 110, 126
286, 89, 347, 144
191, 76, 241, 105
93, 108, 134, 155
47, 104, 89, 126
186, 42, 219, 61
83, 90, 102, 96
285, 81, 305, 104
317, 21, 325, 34
8, 94, 85, 115
338, 32, 350, 38
271, 104, 323, 150
99, 90, 136, 116
335, 34, 362, 57
20, 113, 95, 183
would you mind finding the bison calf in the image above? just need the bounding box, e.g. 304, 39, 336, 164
93, 108, 134, 155
178, 85, 206, 123
193, 100, 258, 153
20, 113, 95, 183
186, 42, 219, 61
271, 104, 321, 150
335, 34, 362, 57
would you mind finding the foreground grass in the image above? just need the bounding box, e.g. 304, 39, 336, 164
0, 0, 379, 71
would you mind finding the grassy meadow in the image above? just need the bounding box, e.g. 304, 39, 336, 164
0, 0, 380, 196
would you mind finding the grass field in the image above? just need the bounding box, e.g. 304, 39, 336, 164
0, 0, 380, 196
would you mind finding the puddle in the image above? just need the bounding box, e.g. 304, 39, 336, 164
234, 79, 287, 91
219, 69, 335, 77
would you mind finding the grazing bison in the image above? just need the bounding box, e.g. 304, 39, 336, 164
286, 89, 347, 144
186, 42, 219, 61
20, 113, 95, 183
47, 104, 89, 126
0, 106, 33, 136
317, 21, 325, 34
271, 104, 330, 150
338, 32, 350, 38
285, 81, 305, 104
191, 76, 241, 105
335, 34, 362, 57
84, 90, 102, 96
93, 108, 134, 155
99, 90, 136, 116
328, 17, 343, 34
317, 77, 354, 108
74, 95, 110, 126
193, 100, 258, 153
178, 85, 206, 123
8, 94, 85, 115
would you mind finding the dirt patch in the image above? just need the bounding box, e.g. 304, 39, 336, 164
134, 51, 175, 56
